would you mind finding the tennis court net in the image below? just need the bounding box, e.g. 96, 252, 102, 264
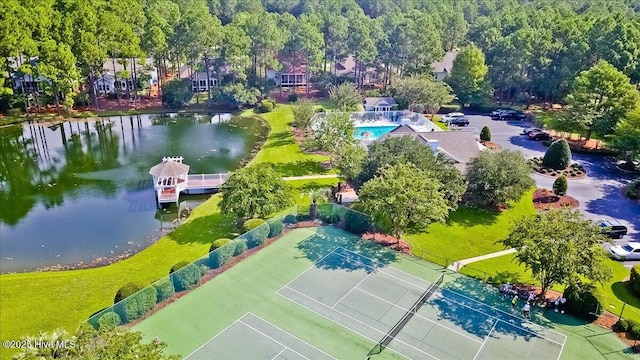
367, 274, 445, 356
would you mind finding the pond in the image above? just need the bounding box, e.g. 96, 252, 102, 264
0, 113, 265, 273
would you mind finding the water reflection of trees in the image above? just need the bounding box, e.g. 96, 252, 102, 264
0, 119, 122, 225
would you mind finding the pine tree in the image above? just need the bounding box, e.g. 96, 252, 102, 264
480, 126, 492, 142
553, 175, 568, 196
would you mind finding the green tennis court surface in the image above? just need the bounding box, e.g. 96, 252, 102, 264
133, 227, 616, 360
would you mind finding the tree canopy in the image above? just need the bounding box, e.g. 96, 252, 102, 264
219, 164, 293, 219
358, 163, 450, 242
501, 207, 612, 297
446, 44, 490, 106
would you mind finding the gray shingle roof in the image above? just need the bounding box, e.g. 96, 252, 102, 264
432, 49, 459, 74
363, 97, 398, 107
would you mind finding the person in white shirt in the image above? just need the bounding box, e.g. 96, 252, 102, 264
522, 302, 531, 318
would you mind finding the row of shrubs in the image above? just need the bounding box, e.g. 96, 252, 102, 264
93, 218, 285, 330
614, 318, 640, 339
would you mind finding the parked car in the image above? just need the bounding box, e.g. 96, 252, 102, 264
499, 110, 528, 121
440, 112, 466, 122
522, 127, 544, 135
597, 219, 628, 239
527, 130, 551, 140
490, 109, 508, 119
446, 117, 470, 126
609, 242, 640, 260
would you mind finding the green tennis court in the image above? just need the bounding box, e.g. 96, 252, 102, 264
134, 227, 578, 360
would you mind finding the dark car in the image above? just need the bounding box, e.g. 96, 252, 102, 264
597, 219, 628, 239
528, 130, 551, 140
490, 109, 508, 119
446, 117, 470, 126
499, 110, 528, 121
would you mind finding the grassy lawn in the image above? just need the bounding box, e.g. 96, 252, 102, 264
248, 105, 331, 177
404, 189, 536, 266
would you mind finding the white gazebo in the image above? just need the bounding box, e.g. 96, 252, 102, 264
149, 157, 190, 206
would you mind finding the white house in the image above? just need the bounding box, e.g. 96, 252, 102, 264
266, 55, 307, 87
178, 65, 222, 92
363, 97, 398, 112
431, 49, 458, 81
94, 58, 158, 95
8, 57, 50, 93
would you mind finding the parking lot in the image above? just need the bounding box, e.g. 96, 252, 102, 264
452, 114, 640, 268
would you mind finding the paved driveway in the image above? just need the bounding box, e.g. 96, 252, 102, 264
457, 115, 640, 268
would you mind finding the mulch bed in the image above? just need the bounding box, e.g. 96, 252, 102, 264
482, 141, 502, 151
361, 232, 412, 255
527, 157, 588, 179
532, 188, 579, 211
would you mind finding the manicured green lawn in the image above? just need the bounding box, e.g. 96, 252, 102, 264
404, 189, 536, 266
248, 105, 331, 176
431, 115, 448, 130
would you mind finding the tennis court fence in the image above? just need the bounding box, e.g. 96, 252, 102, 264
86, 205, 299, 330
367, 274, 445, 356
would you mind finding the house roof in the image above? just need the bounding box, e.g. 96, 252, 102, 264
363, 97, 398, 107
432, 49, 459, 74
377, 127, 482, 173
417, 131, 482, 172
102, 58, 156, 76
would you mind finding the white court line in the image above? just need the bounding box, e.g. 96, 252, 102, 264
352, 287, 483, 344
270, 347, 288, 360
473, 319, 498, 360
245, 312, 337, 360
436, 292, 565, 346
279, 248, 340, 290
183, 314, 249, 359
278, 286, 437, 360
238, 320, 310, 360
331, 271, 374, 309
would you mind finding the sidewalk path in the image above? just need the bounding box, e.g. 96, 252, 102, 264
447, 248, 516, 272
282, 174, 339, 181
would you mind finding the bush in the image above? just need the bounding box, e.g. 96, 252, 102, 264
268, 220, 284, 238
543, 139, 572, 170
97, 312, 121, 330
296, 214, 309, 222
234, 238, 248, 255
553, 175, 568, 196
161, 79, 192, 108
628, 181, 640, 200
288, 92, 298, 102
7, 108, 22, 116
480, 126, 492, 142
283, 214, 297, 224
243, 219, 269, 248
319, 212, 340, 224
171, 263, 203, 291
114, 286, 157, 323
152, 277, 175, 303
209, 240, 236, 268
265, 98, 276, 108
563, 282, 605, 319
630, 265, 640, 295
210, 238, 233, 252
114, 282, 145, 303
614, 319, 630, 332
170, 261, 189, 274
344, 210, 371, 235
261, 100, 274, 112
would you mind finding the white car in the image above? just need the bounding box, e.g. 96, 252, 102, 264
440, 112, 466, 123
609, 242, 640, 260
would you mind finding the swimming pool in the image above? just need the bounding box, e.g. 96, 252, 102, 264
354, 125, 399, 140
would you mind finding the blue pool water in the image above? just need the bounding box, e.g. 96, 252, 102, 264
354, 125, 399, 140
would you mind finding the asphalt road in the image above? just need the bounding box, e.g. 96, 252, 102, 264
456, 115, 640, 269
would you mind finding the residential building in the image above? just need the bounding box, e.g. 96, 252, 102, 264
266, 54, 307, 87
363, 97, 398, 113
178, 65, 220, 92
94, 58, 157, 95
331, 55, 384, 85
431, 49, 459, 81
8, 58, 50, 93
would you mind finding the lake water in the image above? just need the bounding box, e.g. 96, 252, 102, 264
0, 113, 264, 273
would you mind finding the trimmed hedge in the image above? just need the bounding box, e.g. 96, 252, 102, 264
319, 211, 340, 224
480, 126, 492, 142
283, 214, 297, 224
209, 240, 236, 268
268, 220, 284, 238
210, 238, 232, 252
244, 219, 269, 248
344, 210, 371, 235
115, 286, 157, 322
171, 262, 203, 291
563, 282, 604, 320
114, 282, 144, 304
152, 277, 175, 303
234, 238, 248, 256
97, 312, 121, 330
170, 261, 189, 274
630, 265, 640, 295
438, 104, 461, 113
543, 139, 572, 170
553, 175, 568, 196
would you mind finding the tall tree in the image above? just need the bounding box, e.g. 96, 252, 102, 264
465, 149, 535, 208
392, 75, 454, 113
607, 107, 640, 170
328, 82, 361, 111
282, 14, 324, 95
311, 112, 356, 159
564, 60, 640, 139
37, 40, 78, 115
359, 163, 450, 243
446, 44, 490, 106
501, 208, 613, 297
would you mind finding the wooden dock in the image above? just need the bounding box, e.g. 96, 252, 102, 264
155, 173, 229, 205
